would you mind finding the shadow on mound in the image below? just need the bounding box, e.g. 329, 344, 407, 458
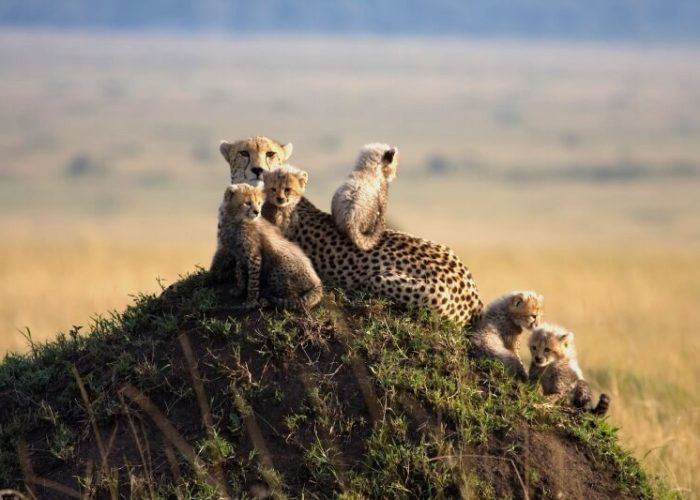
0, 269, 672, 499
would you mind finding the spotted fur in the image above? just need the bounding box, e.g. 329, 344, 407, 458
261, 166, 483, 327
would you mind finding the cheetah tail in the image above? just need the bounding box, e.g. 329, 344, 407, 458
346, 217, 383, 251
593, 393, 611, 416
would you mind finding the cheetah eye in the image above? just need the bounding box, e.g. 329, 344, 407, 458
270, 187, 277, 192
544, 347, 551, 353
239, 151, 250, 158
530, 345, 536, 351
284, 188, 291, 194
266, 151, 276, 158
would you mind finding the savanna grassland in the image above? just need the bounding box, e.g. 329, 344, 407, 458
1, 30, 699, 495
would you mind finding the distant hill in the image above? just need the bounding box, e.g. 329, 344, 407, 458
1, 0, 700, 41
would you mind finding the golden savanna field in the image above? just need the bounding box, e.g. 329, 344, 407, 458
1, 31, 699, 494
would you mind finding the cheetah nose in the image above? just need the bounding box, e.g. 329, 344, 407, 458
535, 356, 544, 364
251, 167, 264, 177
276, 197, 285, 204
251, 210, 260, 216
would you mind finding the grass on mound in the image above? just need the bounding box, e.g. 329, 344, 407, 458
0, 269, 678, 499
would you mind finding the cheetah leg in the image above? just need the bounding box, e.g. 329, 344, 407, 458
571, 380, 609, 415
472, 340, 528, 381
230, 258, 246, 297
209, 248, 237, 285
237, 251, 262, 309
494, 350, 528, 381
593, 394, 611, 415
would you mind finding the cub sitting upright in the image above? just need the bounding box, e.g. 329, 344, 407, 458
528, 324, 610, 415
210, 183, 322, 310
219, 135, 293, 186
468, 290, 543, 381
331, 143, 399, 251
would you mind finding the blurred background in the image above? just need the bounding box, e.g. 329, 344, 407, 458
1, 1, 699, 494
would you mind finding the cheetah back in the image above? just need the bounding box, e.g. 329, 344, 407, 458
277, 197, 483, 326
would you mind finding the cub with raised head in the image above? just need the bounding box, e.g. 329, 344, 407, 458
331, 143, 399, 251
219, 135, 293, 186
210, 183, 322, 310
528, 324, 610, 415
261, 165, 483, 327
468, 290, 543, 381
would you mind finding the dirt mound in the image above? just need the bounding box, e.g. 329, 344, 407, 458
0, 270, 667, 498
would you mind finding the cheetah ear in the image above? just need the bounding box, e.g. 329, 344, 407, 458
220, 141, 233, 161
557, 331, 571, 342
224, 184, 240, 202
382, 147, 398, 165
296, 170, 308, 189
511, 295, 524, 308
282, 142, 293, 161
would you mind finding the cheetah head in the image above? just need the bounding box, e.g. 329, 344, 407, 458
505, 290, 544, 329
222, 183, 264, 222
262, 165, 308, 208
356, 143, 400, 182
219, 136, 293, 187
529, 323, 575, 367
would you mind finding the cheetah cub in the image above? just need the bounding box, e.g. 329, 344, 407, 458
210, 183, 322, 310
331, 143, 399, 251
468, 291, 543, 381
529, 324, 610, 415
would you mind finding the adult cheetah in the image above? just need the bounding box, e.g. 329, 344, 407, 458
262, 165, 483, 327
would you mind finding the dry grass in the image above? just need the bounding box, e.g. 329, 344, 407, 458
0, 237, 211, 353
